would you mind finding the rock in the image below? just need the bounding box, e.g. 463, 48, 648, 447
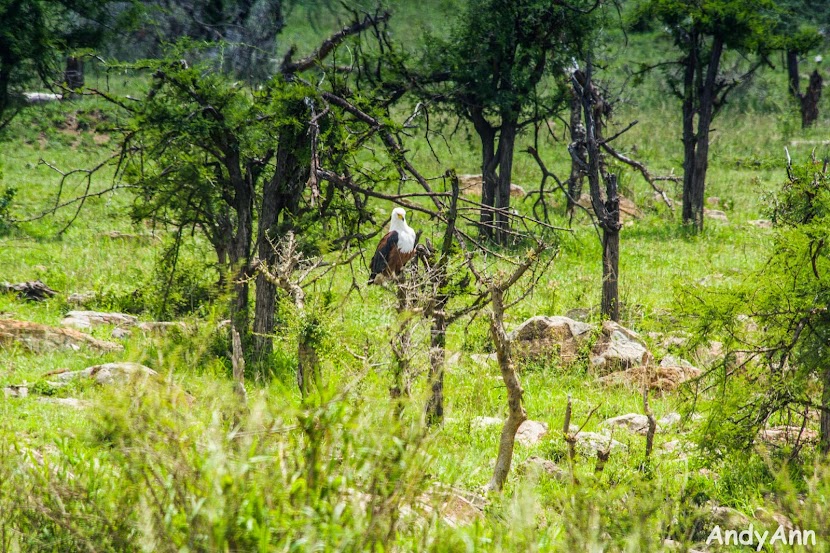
704, 208, 728, 222
1, 280, 58, 301
470, 353, 497, 367
748, 219, 773, 229
753, 507, 795, 533
37, 397, 91, 408
662, 539, 705, 553
659, 440, 684, 453
66, 292, 97, 306
564, 308, 592, 322
22, 92, 62, 104
50, 362, 158, 386
758, 425, 818, 445
519, 456, 568, 482
578, 193, 642, 221
471, 416, 503, 431
575, 431, 625, 454
3, 384, 28, 398
111, 327, 131, 339
457, 174, 526, 198
516, 420, 549, 446
509, 316, 594, 364
658, 412, 682, 427
61, 310, 138, 330
602, 413, 652, 435
706, 196, 720, 206
597, 363, 700, 392
709, 503, 751, 528
411, 486, 486, 528
589, 321, 652, 374
0, 319, 122, 353
698, 468, 719, 480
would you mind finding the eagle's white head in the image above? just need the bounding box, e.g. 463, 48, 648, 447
390, 207, 408, 231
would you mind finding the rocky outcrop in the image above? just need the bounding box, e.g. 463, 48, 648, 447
601, 413, 652, 435
1, 280, 58, 301
50, 362, 158, 386
704, 208, 728, 222
518, 456, 568, 481
61, 310, 138, 330
0, 319, 122, 353
590, 321, 652, 374
516, 420, 549, 446
509, 316, 593, 364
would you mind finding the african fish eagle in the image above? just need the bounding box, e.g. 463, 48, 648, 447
368, 207, 417, 284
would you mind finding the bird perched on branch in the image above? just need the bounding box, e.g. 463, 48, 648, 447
368, 207, 417, 285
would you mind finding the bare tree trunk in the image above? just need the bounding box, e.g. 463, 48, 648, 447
485, 285, 527, 492
567, 92, 586, 214
471, 109, 497, 241
64, 56, 84, 92
787, 51, 822, 128
681, 36, 700, 230
601, 175, 620, 322
425, 174, 460, 426
802, 70, 822, 128
822, 366, 830, 456
494, 118, 517, 245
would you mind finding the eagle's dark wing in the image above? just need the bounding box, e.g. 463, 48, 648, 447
369, 230, 399, 284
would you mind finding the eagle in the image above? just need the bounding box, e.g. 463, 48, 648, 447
368, 207, 417, 285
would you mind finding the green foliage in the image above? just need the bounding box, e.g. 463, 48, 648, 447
0, 185, 15, 236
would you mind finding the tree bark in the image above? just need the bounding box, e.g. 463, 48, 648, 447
471, 109, 497, 241
485, 285, 527, 492
494, 117, 517, 245
64, 56, 84, 91
567, 92, 586, 214
425, 174, 459, 426
601, 175, 620, 322
681, 35, 700, 230
253, 132, 304, 359
802, 70, 822, 128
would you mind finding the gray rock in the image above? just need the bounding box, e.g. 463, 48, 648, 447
61, 310, 137, 330
748, 219, 773, 229
519, 456, 568, 481
3, 385, 28, 398
51, 362, 158, 386
470, 416, 502, 431
602, 413, 652, 435
470, 353, 497, 367
575, 431, 626, 454
516, 420, 549, 446
510, 316, 594, 364
37, 397, 91, 408
658, 412, 682, 427
704, 208, 728, 222
590, 321, 652, 374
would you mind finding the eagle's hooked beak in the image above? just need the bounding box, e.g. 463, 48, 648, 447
397, 213, 404, 220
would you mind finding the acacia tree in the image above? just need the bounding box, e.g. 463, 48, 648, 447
778, 1, 826, 127
632, 0, 780, 231
685, 159, 830, 455
417, 0, 601, 244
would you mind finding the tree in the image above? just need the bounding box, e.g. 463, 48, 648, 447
778, 0, 826, 127
418, 0, 601, 244
684, 158, 830, 454
632, 0, 780, 231
0, 0, 128, 129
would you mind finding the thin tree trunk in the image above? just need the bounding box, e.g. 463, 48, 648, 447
425, 174, 460, 426
787, 49, 801, 100
494, 118, 517, 245
802, 70, 822, 128
681, 35, 700, 229
471, 109, 497, 241
567, 92, 585, 214
601, 174, 620, 321
687, 36, 723, 233
485, 285, 527, 492
64, 56, 84, 92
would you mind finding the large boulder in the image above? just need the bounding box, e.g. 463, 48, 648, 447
509, 316, 594, 364
0, 319, 122, 353
50, 362, 158, 386
597, 363, 701, 392
589, 321, 652, 374
516, 420, 549, 446
575, 431, 626, 454
601, 413, 652, 435
61, 310, 138, 330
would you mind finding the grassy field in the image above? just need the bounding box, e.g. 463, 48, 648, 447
2, 5, 830, 551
